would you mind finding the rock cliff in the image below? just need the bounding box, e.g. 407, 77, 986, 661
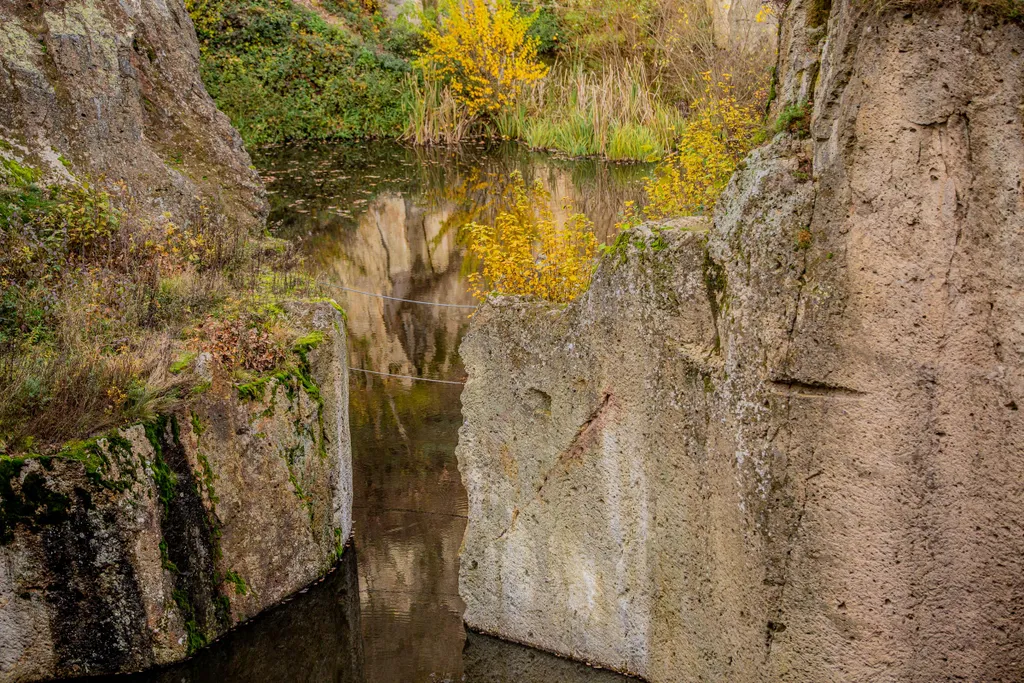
1, 302, 352, 681
0, 1, 354, 680
0, 0, 265, 230
457, 0, 1024, 680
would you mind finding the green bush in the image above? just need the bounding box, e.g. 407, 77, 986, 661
187, 0, 414, 145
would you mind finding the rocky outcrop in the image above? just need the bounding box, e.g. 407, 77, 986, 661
457, 0, 1024, 680
0, 302, 352, 681
706, 0, 777, 52
0, 0, 265, 230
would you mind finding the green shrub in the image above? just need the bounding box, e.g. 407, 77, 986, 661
187, 0, 414, 145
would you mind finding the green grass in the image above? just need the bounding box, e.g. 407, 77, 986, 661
607, 122, 663, 162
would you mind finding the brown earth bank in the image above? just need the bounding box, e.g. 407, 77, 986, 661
456, 0, 1024, 680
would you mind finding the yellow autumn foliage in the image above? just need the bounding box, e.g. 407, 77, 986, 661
624, 73, 766, 225
466, 172, 597, 303
416, 0, 549, 116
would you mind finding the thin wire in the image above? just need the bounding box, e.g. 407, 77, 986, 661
319, 280, 477, 310
349, 367, 466, 386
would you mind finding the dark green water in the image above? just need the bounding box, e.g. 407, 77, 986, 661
124, 141, 647, 682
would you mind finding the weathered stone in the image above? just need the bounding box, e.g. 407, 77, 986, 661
705, 0, 778, 52
0, 0, 266, 231
457, 1, 1024, 680
0, 303, 352, 682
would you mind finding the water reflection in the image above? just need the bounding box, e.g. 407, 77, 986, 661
258, 141, 650, 379
249, 141, 643, 682
350, 382, 467, 682
112, 549, 364, 683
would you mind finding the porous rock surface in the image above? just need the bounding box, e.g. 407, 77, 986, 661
0, 0, 265, 229
457, 0, 1024, 680
0, 302, 352, 681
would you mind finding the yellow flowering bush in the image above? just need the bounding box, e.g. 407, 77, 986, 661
643, 73, 765, 218
466, 172, 597, 303
416, 0, 549, 116
617, 73, 766, 231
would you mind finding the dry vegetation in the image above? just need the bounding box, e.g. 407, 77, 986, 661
0, 154, 319, 455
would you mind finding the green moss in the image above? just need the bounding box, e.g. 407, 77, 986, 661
765, 66, 778, 114
145, 418, 178, 513
190, 380, 212, 396
308, 297, 347, 320
808, 0, 832, 27
330, 527, 346, 563
159, 539, 179, 573
172, 589, 208, 655
237, 376, 272, 402
169, 352, 197, 375
54, 431, 137, 491
0, 157, 40, 186
775, 100, 811, 138
292, 331, 325, 355
190, 411, 206, 437
195, 450, 219, 505
224, 569, 249, 596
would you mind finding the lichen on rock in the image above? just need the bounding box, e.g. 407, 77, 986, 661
0, 302, 352, 681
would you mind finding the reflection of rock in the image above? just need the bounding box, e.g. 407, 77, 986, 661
128, 548, 363, 683
350, 382, 467, 683
329, 192, 472, 381
259, 142, 647, 382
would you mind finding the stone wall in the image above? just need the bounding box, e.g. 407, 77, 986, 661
0, 302, 352, 681
706, 0, 778, 52
457, 0, 1024, 680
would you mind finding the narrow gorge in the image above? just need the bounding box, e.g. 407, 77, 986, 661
1, 0, 1022, 680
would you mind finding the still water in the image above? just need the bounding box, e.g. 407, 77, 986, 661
132, 142, 648, 682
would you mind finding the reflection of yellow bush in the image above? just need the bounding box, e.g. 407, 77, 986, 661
466, 172, 596, 303
416, 0, 548, 116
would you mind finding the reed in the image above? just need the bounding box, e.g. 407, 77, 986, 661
518, 60, 684, 161
402, 76, 476, 145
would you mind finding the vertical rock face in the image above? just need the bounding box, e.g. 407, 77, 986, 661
457, 1, 1024, 681
0, 302, 352, 682
705, 0, 778, 52
0, 0, 266, 229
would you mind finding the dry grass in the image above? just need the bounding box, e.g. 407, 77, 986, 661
402, 76, 477, 145
0, 153, 312, 455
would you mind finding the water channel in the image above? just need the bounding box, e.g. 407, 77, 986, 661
129, 141, 649, 682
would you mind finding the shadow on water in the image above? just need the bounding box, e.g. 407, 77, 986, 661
83, 549, 364, 683
91, 142, 642, 683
